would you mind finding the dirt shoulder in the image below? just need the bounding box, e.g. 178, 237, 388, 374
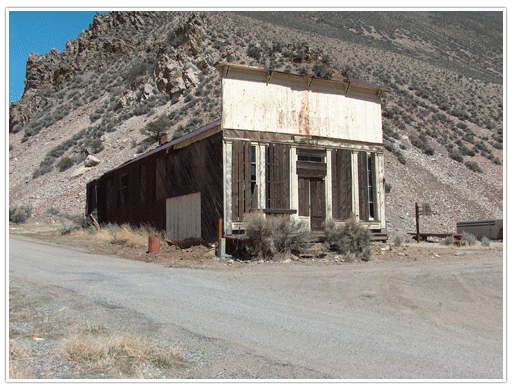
8, 214, 504, 269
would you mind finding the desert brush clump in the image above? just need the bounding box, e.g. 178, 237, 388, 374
323, 216, 372, 261
441, 236, 456, 245
393, 235, 405, 247
480, 236, 491, 247
242, 212, 310, 260
9, 204, 32, 224
461, 231, 477, 246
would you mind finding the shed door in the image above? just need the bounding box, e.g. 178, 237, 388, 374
166, 193, 201, 241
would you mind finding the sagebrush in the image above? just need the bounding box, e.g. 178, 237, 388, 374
243, 212, 310, 259
324, 217, 371, 261
9, 205, 32, 224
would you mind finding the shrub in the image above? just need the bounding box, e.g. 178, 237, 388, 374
441, 236, 455, 245
32, 159, 54, 178
141, 115, 172, 142
46, 207, 60, 215
246, 44, 262, 60
461, 232, 477, 246
481, 237, 491, 247
410, 134, 435, 156
85, 139, 104, 154
393, 235, 404, 246
269, 215, 310, 256
449, 150, 464, 163
11, 124, 23, 134
324, 217, 371, 261
57, 157, 75, 172
123, 62, 150, 86
312, 63, 332, 79
465, 160, 483, 173
242, 212, 310, 259
9, 205, 32, 224
89, 112, 101, 123
61, 220, 77, 235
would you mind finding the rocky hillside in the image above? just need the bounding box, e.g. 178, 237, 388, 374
8, 11, 503, 237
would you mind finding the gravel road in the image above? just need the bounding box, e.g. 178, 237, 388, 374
9, 235, 503, 379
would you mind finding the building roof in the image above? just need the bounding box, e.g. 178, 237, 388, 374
215, 62, 391, 94
102, 119, 222, 175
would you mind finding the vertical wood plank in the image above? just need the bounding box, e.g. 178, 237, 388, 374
339, 149, 352, 220
224, 141, 233, 234
283, 145, 290, 209
244, 142, 251, 215
358, 151, 368, 220
371, 152, 379, 221
238, 140, 245, 220
232, 141, 240, 221
331, 149, 339, 219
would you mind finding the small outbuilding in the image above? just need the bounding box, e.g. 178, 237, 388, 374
86, 63, 390, 242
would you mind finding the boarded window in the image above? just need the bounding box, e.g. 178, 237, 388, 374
358, 151, 378, 221
106, 178, 114, 211
117, 173, 129, 207
232, 140, 258, 221
140, 163, 147, 203
266, 143, 290, 211
332, 149, 352, 220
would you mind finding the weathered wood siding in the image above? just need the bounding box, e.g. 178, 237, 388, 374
231, 140, 254, 221
90, 131, 224, 242
221, 67, 382, 144
266, 143, 290, 211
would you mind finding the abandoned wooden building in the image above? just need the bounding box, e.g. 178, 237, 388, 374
86, 62, 390, 242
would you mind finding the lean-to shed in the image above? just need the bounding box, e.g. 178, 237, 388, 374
86, 63, 390, 242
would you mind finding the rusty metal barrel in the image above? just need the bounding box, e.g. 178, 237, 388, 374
148, 236, 160, 253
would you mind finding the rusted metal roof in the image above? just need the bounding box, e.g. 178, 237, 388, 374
215, 62, 390, 93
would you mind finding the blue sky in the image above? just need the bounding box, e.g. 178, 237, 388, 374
8, 11, 107, 104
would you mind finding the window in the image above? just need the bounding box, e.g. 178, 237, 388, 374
358, 151, 377, 221
297, 152, 323, 162
367, 154, 375, 219
250, 145, 257, 207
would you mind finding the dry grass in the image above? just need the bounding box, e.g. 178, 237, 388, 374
9, 342, 39, 379
75, 223, 164, 248
61, 323, 188, 377
9, 286, 188, 379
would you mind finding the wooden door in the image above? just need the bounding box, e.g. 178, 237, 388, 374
298, 177, 325, 231
310, 178, 325, 231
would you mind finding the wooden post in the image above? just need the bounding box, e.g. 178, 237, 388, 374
89, 214, 100, 230
218, 218, 226, 260
415, 202, 420, 243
